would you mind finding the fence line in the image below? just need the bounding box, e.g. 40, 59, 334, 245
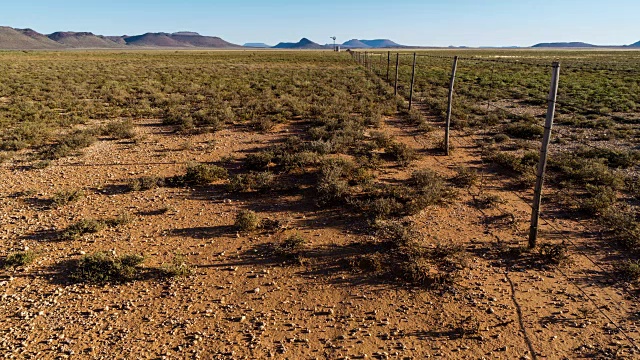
351, 50, 640, 352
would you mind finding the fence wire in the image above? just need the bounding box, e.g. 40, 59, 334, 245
351, 50, 640, 354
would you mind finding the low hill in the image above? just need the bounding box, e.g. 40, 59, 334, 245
628, 40, 640, 47
342, 39, 371, 49
360, 39, 402, 48
532, 42, 597, 48
105, 36, 128, 45
244, 43, 271, 48
273, 38, 326, 49
0, 26, 64, 49
48, 32, 124, 48
124, 32, 240, 48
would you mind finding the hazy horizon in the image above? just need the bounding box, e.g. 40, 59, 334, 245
3, 0, 639, 47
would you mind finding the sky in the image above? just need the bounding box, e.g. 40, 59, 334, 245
2, 0, 639, 47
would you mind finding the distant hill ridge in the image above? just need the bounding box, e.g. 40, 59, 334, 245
532, 42, 597, 48
0, 26, 241, 49
244, 43, 271, 48
273, 38, 326, 49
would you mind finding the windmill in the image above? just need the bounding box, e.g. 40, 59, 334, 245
330, 36, 338, 51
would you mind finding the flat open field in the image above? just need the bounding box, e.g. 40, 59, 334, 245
1, 50, 639, 359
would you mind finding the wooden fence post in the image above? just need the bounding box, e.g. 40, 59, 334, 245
444, 56, 458, 156
394, 53, 400, 96
528, 62, 561, 249
409, 53, 417, 110
386, 51, 391, 81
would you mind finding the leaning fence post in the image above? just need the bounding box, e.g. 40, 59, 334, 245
529, 62, 561, 249
386, 51, 391, 81
409, 53, 417, 110
444, 56, 458, 156
394, 53, 400, 96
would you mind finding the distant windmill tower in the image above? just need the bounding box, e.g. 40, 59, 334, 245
330, 36, 340, 52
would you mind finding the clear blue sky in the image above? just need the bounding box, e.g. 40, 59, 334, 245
2, 0, 639, 47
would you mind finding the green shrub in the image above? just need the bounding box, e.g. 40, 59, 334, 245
387, 142, 417, 166
2, 251, 36, 268
244, 152, 274, 170
615, 260, 640, 281
227, 171, 275, 192
104, 212, 133, 227
61, 219, 105, 240
272, 234, 307, 259
451, 167, 478, 187
184, 163, 228, 185
505, 122, 544, 139
51, 189, 85, 207
160, 254, 192, 277
126, 176, 165, 192
101, 120, 136, 139
579, 185, 617, 215
575, 147, 640, 169
315, 160, 353, 206
69, 252, 145, 284
42, 130, 97, 159
235, 210, 260, 231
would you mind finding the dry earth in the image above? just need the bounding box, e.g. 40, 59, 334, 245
1, 108, 639, 359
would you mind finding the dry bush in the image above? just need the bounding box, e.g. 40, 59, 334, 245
451, 167, 479, 188
51, 189, 85, 208
183, 163, 228, 185
235, 210, 260, 231
69, 252, 145, 284
101, 120, 136, 139
2, 251, 36, 268
386, 142, 417, 166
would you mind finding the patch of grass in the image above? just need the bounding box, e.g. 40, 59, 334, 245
579, 185, 617, 215
615, 260, 640, 282
2, 251, 36, 268
227, 171, 276, 192
126, 176, 165, 192
386, 142, 417, 166
160, 254, 193, 277
601, 205, 640, 249
51, 189, 85, 208
69, 252, 145, 284
235, 210, 260, 231
41, 130, 97, 160
104, 212, 133, 227
60, 219, 105, 240
183, 163, 228, 185
504, 122, 544, 139
451, 166, 479, 188
271, 233, 307, 262
101, 120, 136, 139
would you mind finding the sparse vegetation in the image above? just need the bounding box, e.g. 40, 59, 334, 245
234, 210, 260, 232
51, 189, 84, 208
2, 251, 36, 268
69, 252, 145, 284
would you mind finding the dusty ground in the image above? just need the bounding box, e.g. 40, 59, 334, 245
1, 110, 639, 359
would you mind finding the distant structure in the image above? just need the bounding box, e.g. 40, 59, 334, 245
330, 36, 340, 52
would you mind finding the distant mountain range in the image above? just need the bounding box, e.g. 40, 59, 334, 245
532, 41, 640, 48
339, 39, 403, 49
273, 38, 326, 49
243, 43, 271, 48
532, 42, 599, 48
0, 26, 240, 49
1, 26, 639, 49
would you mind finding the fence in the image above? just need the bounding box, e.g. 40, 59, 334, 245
351, 50, 640, 354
